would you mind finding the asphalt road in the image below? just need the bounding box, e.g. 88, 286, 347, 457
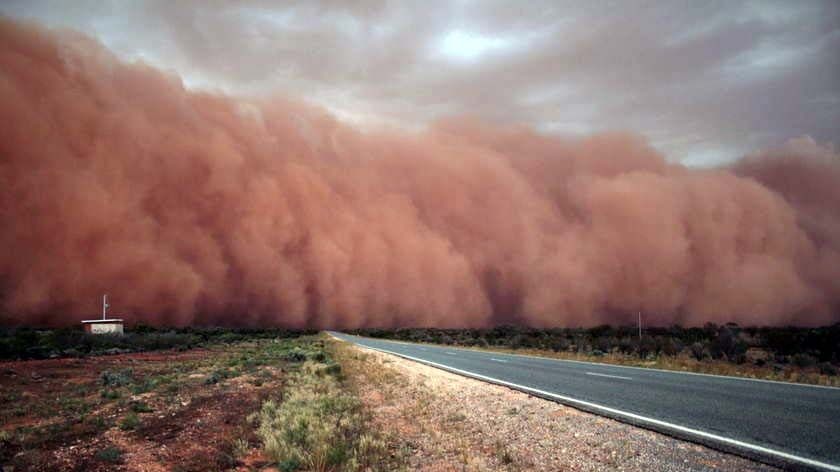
330, 332, 840, 471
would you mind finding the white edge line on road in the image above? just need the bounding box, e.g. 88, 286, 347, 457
490, 358, 509, 363
349, 340, 840, 472
586, 371, 632, 380
336, 333, 840, 391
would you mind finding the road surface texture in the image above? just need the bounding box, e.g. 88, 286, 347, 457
330, 332, 840, 471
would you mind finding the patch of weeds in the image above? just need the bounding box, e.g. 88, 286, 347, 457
319, 362, 341, 377
85, 415, 109, 430
254, 359, 391, 471
278, 458, 301, 472
280, 348, 308, 363
95, 446, 123, 463
101, 368, 133, 387
131, 378, 158, 394
59, 397, 91, 415
130, 401, 153, 413
232, 438, 251, 459
506, 407, 519, 415
101, 389, 121, 400
119, 412, 140, 431
206, 368, 234, 385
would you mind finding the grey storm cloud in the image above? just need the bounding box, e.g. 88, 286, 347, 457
1, 0, 838, 165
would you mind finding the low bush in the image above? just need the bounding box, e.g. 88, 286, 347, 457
95, 446, 123, 463
101, 368, 133, 387
130, 401, 153, 413
119, 413, 140, 431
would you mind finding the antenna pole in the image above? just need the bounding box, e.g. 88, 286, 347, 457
638, 311, 642, 340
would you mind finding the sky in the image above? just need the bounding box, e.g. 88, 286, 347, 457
2, 4, 840, 328
2, 0, 838, 167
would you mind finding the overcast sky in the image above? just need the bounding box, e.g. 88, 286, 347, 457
2, 0, 838, 166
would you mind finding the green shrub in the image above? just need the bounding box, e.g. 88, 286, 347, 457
281, 348, 309, 363
119, 413, 140, 431
278, 458, 301, 472
95, 446, 123, 463
130, 401, 153, 413
101, 369, 133, 387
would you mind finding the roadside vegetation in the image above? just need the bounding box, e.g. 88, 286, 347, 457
252, 346, 396, 471
0, 332, 400, 471
351, 323, 840, 386
0, 325, 316, 360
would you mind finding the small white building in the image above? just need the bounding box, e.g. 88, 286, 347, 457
82, 294, 124, 335
81, 319, 124, 334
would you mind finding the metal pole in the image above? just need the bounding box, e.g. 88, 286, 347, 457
103, 294, 108, 320
638, 311, 642, 340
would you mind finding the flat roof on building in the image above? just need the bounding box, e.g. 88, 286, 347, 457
81, 319, 124, 324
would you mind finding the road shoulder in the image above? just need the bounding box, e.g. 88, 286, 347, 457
334, 339, 778, 472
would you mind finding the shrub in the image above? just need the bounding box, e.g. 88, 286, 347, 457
130, 401, 153, 413
690, 342, 708, 361
119, 413, 140, 431
819, 362, 838, 376
232, 438, 251, 459
101, 369, 133, 387
95, 446, 123, 463
281, 348, 309, 363
550, 337, 570, 352
792, 353, 817, 369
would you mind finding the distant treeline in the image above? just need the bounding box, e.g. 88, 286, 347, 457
0, 326, 317, 360
351, 324, 840, 372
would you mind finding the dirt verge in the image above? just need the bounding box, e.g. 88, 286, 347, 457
335, 340, 779, 472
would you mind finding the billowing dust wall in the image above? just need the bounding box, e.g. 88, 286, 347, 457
1, 19, 838, 327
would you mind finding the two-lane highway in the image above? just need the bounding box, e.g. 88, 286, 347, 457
330, 332, 840, 471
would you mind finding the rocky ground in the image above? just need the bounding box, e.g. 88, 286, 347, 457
0, 341, 290, 471
336, 340, 779, 472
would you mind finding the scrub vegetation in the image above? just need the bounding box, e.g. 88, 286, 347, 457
0, 332, 398, 471
0, 326, 316, 360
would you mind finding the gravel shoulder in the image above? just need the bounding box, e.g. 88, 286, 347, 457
337, 340, 779, 472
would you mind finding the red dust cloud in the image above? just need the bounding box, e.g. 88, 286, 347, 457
1, 19, 838, 328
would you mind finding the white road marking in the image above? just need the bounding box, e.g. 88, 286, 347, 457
586, 372, 632, 380
446, 352, 458, 355
490, 358, 509, 363
354, 342, 840, 472
332, 332, 840, 391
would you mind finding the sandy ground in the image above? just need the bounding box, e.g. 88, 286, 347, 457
0, 346, 279, 471
342, 342, 779, 472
